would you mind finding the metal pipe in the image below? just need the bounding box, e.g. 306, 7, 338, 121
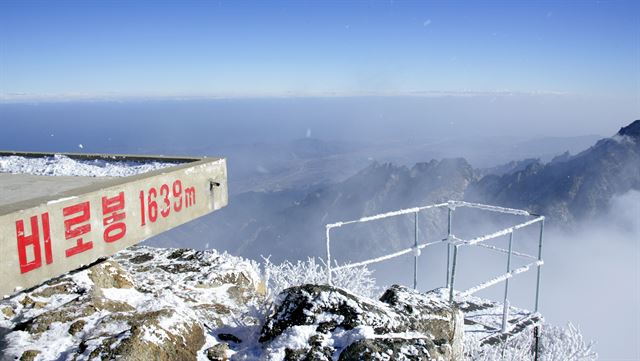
332, 246, 415, 270
413, 211, 419, 290
534, 326, 541, 361
473, 242, 537, 260
448, 200, 531, 216
326, 226, 332, 285
449, 245, 459, 304
458, 260, 543, 297
464, 216, 543, 246
325, 202, 448, 229
501, 231, 514, 332
534, 218, 545, 312
446, 207, 453, 288
446, 244, 451, 288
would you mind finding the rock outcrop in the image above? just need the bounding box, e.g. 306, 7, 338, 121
0, 246, 263, 361
259, 284, 464, 360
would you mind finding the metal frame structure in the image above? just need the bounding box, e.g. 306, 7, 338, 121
325, 200, 545, 334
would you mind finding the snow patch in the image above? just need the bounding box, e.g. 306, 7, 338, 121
0, 154, 176, 177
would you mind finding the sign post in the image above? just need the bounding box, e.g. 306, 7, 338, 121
0, 152, 228, 297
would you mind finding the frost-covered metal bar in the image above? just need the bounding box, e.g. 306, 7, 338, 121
325, 202, 448, 229
326, 225, 333, 285
448, 200, 531, 216
325, 202, 449, 282
534, 218, 545, 312
331, 237, 447, 272
413, 211, 419, 290
332, 247, 415, 271
459, 260, 544, 298
417, 238, 449, 249
446, 206, 453, 288
501, 232, 514, 333
449, 245, 459, 303
323, 199, 547, 330
463, 216, 544, 246
473, 243, 537, 260
447, 234, 466, 245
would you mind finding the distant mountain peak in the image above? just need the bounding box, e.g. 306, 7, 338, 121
467, 119, 640, 224
617, 120, 640, 138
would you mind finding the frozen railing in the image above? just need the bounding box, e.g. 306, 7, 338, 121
325, 200, 545, 333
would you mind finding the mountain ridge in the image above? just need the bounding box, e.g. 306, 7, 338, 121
154, 120, 639, 262
466, 119, 640, 223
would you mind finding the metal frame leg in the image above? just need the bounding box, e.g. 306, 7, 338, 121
501, 231, 514, 332
534, 219, 545, 312
449, 245, 459, 304
413, 211, 419, 290
326, 226, 332, 285
446, 207, 453, 288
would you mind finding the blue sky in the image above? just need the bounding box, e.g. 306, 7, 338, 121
1, 0, 638, 100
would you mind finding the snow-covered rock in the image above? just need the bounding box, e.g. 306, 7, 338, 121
259, 284, 463, 360
0, 246, 264, 361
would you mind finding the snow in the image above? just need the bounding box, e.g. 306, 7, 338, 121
100, 287, 146, 307
46, 196, 78, 205
142, 324, 169, 344
4, 319, 78, 361
329, 325, 376, 351
262, 323, 381, 360
0, 154, 176, 177
264, 325, 318, 360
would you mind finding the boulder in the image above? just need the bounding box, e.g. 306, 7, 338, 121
259, 284, 464, 360
82, 309, 205, 361
205, 343, 229, 360
19, 350, 41, 361
380, 285, 464, 359
1, 305, 15, 318
88, 260, 134, 289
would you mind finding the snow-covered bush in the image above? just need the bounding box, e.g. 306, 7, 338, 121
464, 323, 597, 361
261, 256, 379, 299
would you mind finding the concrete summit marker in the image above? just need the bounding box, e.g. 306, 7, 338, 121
0, 151, 228, 297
